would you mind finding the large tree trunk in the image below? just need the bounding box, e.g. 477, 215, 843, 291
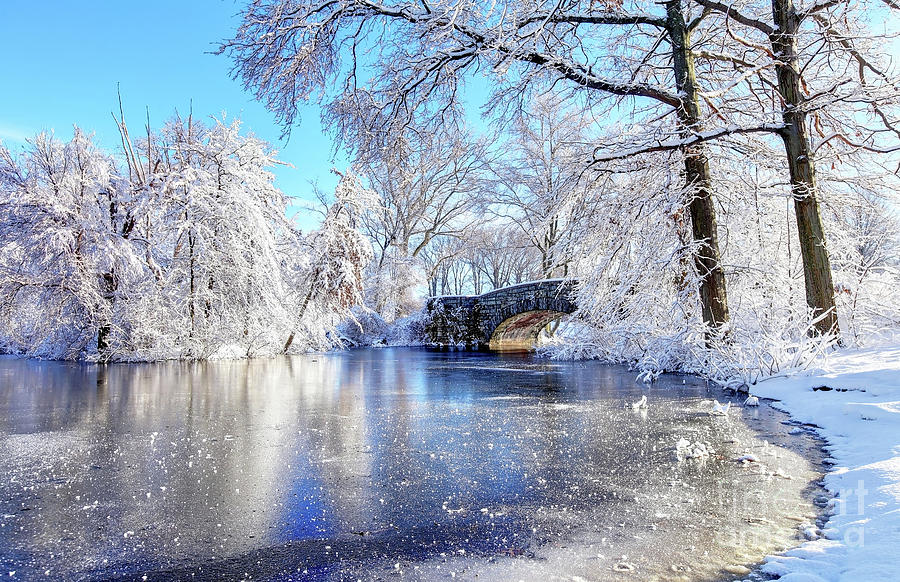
770, 0, 840, 337
666, 1, 731, 340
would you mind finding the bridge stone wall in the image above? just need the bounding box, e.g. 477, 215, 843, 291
425, 279, 577, 348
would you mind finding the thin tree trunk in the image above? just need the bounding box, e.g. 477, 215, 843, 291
770, 0, 840, 337
189, 231, 196, 337
282, 274, 319, 354
96, 202, 135, 359
282, 331, 296, 354
666, 1, 731, 340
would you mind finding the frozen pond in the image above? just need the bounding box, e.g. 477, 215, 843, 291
0, 349, 824, 581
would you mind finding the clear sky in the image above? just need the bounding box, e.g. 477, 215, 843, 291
0, 0, 345, 229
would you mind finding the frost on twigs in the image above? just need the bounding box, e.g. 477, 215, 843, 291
336, 304, 433, 347
284, 170, 374, 353
540, 145, 898, 387
0, 122, 373, 361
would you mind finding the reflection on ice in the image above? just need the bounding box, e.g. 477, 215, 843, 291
0, 349, 824, 581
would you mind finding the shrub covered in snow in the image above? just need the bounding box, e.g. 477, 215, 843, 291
336, 307, 390, 347
336, 304, 433, 347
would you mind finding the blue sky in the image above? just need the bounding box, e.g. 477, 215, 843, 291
0, 0, 344, 229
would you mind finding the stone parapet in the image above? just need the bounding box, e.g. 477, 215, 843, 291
424, 280, 577, 348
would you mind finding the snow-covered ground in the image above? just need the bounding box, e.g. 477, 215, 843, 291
747, 344, 900, 581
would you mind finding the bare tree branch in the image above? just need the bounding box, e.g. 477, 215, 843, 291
591, 123, 784, 162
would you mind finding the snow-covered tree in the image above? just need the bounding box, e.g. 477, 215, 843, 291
490, 95, 599, 278
283, 170, 374, 351
357, 129, 489, 319
0, 130, 145, 360
682, 0, 900, 336
131, 116, 299, 357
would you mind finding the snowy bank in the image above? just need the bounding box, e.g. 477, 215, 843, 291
748, 344, 900, 581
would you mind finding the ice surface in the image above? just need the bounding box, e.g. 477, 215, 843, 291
0, 348, 825, 580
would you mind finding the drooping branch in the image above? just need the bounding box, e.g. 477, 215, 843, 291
509, 49, 681, 107
220, 0, 685, 137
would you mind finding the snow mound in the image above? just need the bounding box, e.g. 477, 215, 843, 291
675, 437, 713, 460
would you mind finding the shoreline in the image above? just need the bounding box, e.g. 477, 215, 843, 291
738, 344, 900, 581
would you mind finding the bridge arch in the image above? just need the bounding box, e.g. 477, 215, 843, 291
425, 279, 577, 349
486, 308, 572, 349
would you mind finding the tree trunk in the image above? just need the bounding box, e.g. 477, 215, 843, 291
770, 0, 840, 337
96, 205, 135, 359
282, 332, 296, 354
97, 272, 116, 359
666, 1, 730, 340
188, 231, 196, 338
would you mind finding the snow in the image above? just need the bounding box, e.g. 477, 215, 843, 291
711, 400, 732, 416
747, 344, 900, 581
426, 278, 570, 300
675, 437, 713, 460
0, 124, 373, 361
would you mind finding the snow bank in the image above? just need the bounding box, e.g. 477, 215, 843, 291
747, 344, 900, 581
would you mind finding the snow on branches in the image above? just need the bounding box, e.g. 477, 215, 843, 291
0, 121, 374, 361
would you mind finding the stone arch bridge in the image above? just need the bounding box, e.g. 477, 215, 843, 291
424, 279, 578, 349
